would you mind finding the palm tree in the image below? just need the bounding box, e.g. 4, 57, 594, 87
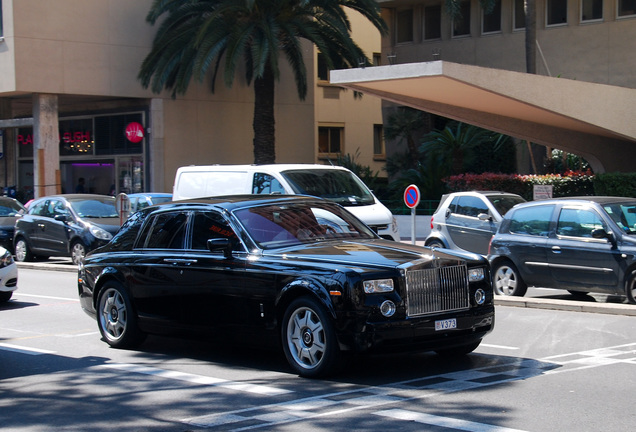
383, 106, 427, 168
138, 0, 387, 164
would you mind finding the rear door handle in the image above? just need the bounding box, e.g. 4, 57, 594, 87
551, 246, 561, 254
163, 258, 198, 265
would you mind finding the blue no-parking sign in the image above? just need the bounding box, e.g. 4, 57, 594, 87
404, 184, 420, 209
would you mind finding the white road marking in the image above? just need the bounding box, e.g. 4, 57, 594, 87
481, 344, 520, 350
16, 293, 79, 302
376, 409, 529, 432
0, 343, 56, 355
99, 362, 291, 396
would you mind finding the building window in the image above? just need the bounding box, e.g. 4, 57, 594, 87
482, 0, 502, 33
373, 52, 382, 66
317, 52, 329, 81
582, 0, 603, 21
373, 124, 385, 158
424, 4, 442, 40
618, 0, 636, 17
453, 0, 471, 37
547, 0, 568, 25
318, 126, 343, 156
0, 0, 4, 40
396, 8, 414, 43
513, 0, 526, 29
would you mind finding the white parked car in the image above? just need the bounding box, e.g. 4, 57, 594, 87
0, 246, 18, 303
173, 164, 400, 241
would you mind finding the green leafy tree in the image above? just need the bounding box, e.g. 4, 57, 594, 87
384, 106, 427, 168
138, 0, 387, 164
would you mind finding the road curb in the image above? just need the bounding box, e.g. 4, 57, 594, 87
495, 296, 636, 316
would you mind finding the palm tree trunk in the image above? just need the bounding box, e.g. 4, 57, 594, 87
525, 0, 536, 74
253, 65, 276, 164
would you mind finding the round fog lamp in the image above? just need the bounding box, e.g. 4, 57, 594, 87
380, 300, 396, 317
475, 289, 486, 305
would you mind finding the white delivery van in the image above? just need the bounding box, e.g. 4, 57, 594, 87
173, 164, 400, 241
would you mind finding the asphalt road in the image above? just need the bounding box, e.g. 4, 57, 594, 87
2, 266, 636, 431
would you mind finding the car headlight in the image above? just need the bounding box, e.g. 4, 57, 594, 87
363, 279, 394, 294
0, 248, 14, 268
89, 225, 113, 241
468, 267, 485, 282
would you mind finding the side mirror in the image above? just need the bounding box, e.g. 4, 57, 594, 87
207, 238, 232, 258
478, 213, 492, 221
592, 228, 616, 245
54, 214, 68, 222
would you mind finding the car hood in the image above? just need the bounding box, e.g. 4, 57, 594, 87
84, 217, 122, 234
265, 239, 485, 269
0, 216, 18, 229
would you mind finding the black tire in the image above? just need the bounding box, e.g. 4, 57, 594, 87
426, 239, 445, 249
71, 241, 87, 265
0, 291, 12, 303
14, 237, 33, 262
96, 281, 146, 349
435, 340, 481, 357
281, 296, 340, 378
625, 272, 636, 305
492, 261, 528, 297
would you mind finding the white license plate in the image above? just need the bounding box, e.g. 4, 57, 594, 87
435, 318, 457, 331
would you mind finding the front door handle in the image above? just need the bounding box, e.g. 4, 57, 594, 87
551, 246, 561, 254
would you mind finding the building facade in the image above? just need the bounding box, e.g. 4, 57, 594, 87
375, 0, 636, 171
0, 0, 384, 202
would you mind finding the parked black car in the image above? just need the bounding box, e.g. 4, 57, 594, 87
78, 195, 494, 377
14, 194, 121, 265
489, 196, 636, 303
0, 196, 26, 252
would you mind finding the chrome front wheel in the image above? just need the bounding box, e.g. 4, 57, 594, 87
71, 241, 87, 265
282, 297, 339, 377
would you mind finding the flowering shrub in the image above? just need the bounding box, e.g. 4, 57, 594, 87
443, 171, 595, 200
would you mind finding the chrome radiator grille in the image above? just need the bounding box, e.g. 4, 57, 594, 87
405, 264, 470, 316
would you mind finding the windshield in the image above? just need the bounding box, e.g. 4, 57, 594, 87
280, 169, 375, 206
603, 202, 636, 234
487, 195, 526, 216
69, 197, 118, 218
235, 201, 377, 249
0, 200, 25, 217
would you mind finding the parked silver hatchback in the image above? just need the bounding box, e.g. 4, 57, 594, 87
426, 191, 526, 255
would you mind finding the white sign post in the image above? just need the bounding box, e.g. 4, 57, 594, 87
533, 185, 553, 200
116, 193, 131, 225
404, 184, 421, 245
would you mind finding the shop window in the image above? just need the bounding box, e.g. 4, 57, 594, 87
452, 0, 471, 37
373, 124, 385, 158
318, 126, 343, 156
581, 0, 603, 21
59, 118, 94, 156
396, 8, 414, 43
95, 113, 144, 155
424, 4, 442, 40
513, 0, 526, 29
618, 0, 636, 17
547, 0, 568, 25
482, 0, 502, 33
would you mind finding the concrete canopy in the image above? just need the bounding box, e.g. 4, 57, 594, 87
330, 61, 636, 173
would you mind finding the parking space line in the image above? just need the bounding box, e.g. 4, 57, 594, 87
375, 409, 528, 432
99, 362, 292, 396
16, 293, 79, 302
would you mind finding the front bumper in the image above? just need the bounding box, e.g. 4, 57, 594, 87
337, 305, 495, 354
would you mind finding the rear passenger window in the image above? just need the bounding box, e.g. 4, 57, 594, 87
557, 208, 605, 238
456, 196, 489, 217
509, 205, 554, 236
139, 211, 189, 249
